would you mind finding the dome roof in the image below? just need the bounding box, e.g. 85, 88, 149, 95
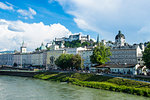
39, 43, 47, 50
115, 30, 125, 39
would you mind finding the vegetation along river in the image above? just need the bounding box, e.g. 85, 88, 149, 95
0, 76, 149, 100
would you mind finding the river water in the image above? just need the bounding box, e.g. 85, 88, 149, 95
0, 76, 149, 100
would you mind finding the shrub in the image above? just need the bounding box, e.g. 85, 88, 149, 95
34, 72, 150, 97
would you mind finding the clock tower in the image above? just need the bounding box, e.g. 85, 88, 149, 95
20, 41, 27, 53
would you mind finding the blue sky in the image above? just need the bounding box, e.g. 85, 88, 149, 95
0, 0, 81, 31
0, 0, 150, 51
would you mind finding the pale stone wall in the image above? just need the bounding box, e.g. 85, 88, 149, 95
46, 50, 64, 69
79, 50, 93, 68
0, 54, 14, 66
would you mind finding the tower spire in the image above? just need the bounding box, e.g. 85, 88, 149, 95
20, 41, 27, 53
97, 34, 100, 43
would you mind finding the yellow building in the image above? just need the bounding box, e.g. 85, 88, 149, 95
46, 50, 64, 70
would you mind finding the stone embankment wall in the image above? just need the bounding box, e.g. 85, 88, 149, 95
0, 71, 43, 77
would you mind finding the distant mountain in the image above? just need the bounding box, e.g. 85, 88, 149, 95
0, 51, 14, 54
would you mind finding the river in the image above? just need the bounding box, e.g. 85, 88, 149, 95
0, 76, 149, 100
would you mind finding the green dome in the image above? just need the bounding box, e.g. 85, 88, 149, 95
39, 43, 46, 50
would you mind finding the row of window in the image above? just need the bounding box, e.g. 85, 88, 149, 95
110, 55, 136, 58
111, 50, 135, 54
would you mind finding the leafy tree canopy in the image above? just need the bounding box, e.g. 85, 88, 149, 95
143, 43, 150, 69
90, 43, 112, 65
64, 40, 81, 48
35, 48, 40, 51
55, 54, 83, 70
13, 63, 17, 67
64, 40, 95, 48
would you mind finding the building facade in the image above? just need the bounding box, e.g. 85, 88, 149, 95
79, 50, 93, 68
91, 64, 146, 75
20, 41, 27, 53
0, 53, 14, 66
46, 50, 65, 69
13, 53, 32, 67
59, 47, 87, 55
54, 33, 90, 47
105, 30, 145, 65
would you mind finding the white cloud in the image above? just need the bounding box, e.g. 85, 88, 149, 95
0, 2, 37, 19
29, 7, 36, 15
54, 0, 150, 42
0, 19, 71, 51
138, 25, 150, 34
74, 18, 89, 31
8, 24, 25, 32
0, 2, 13, 10
136, 25, 150, 42
17, 7, 36, 19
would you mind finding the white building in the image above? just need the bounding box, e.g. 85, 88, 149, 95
54, 33, 90, 47
31, 52, 46, 67
108, 45, 144, 65
20, 41, 27, 53
13, 42, 47, 67
115, 30, 125, 47
79, 50, 93, 68
13, 53, 32, 67
64, 33, 90, 42
105, 30, 145, 65
91, 64, 146, 75
48, 42, 60, 50
0, 53, 14, 66
59, 47, 87, 55
109, 64, 140, 75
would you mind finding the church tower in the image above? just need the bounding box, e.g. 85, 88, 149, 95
97, 34, 100, 44
20, 41, 27, 53
115, 30, 125, 47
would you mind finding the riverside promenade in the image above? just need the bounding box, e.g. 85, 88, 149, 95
0, 70, 44, 77
0, 67, 150, 83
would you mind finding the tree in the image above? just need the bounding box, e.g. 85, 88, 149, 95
55, 54, 83, 70
35, 48, 40, 51
81, 41, 91, 47
47, 47, 50, 50
64, 40, 81, 48
143, 43, 150, 69
70, 54, 84, 70
55, 54, 73, 70
13, 63, 17, 67
90, 43, 112, 65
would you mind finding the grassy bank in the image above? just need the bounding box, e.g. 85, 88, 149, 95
34, 72, 150, 97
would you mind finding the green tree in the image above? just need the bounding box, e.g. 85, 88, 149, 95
55, 54, 73, 70
70, 54, 84, 70
81, 41, 91, 47
47, 47, 50, 50
143, 43, 150, 69
13, 63, 17, 67
90, 43, 112, 65
64, 40, 81, 48
35, 48, 40, 51
55, 54, 83, 70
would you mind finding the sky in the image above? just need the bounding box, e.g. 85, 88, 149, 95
0, 0, 150, 51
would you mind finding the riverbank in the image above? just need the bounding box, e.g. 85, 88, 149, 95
0, 70, 44, 77
34, 72, 150, 97
1, 75, 148, 100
